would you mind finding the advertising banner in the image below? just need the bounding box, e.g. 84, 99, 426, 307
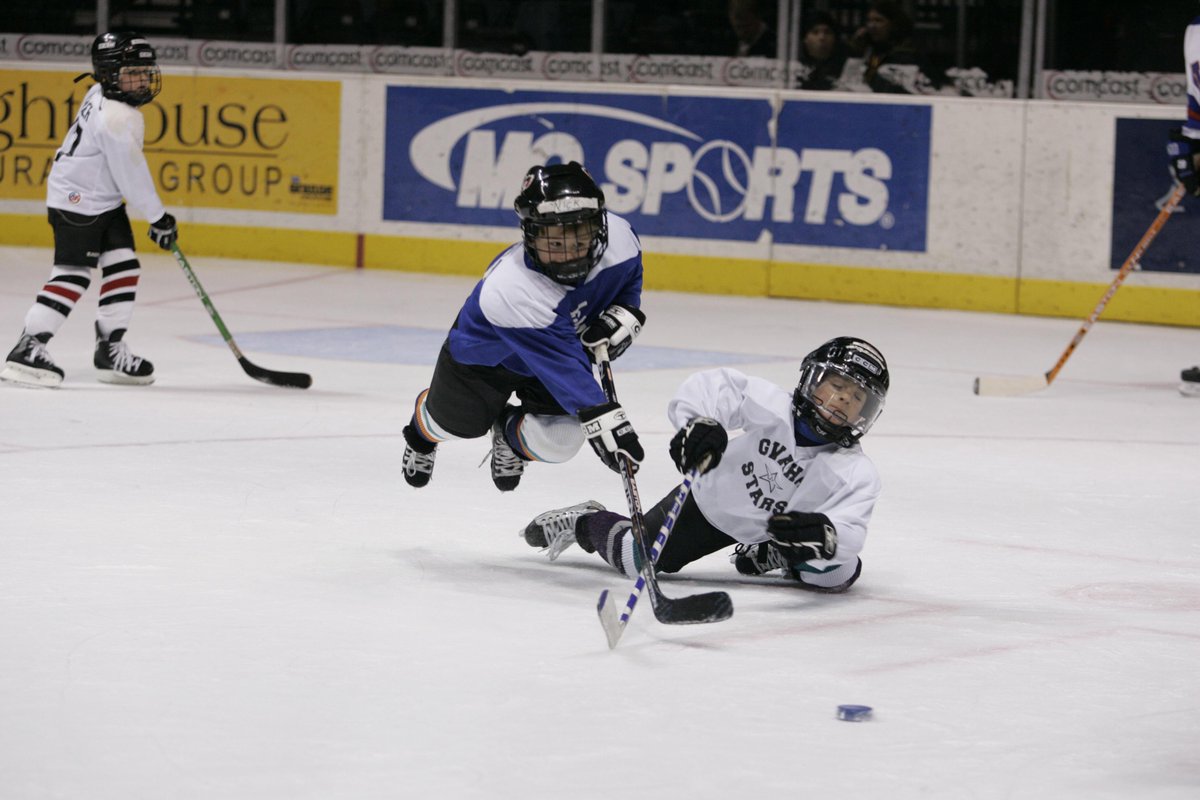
383, 86, 930, 251
1, 70, 340, 214
1110, 118, 1197, 274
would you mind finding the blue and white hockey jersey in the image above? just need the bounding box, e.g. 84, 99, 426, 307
447, 212, 643, 414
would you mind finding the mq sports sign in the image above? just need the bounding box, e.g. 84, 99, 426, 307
383, 87, 931, 252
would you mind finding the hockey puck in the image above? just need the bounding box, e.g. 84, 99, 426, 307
836, 704, 873, 721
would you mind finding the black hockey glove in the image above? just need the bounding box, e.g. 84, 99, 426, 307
669, 417, 727, 475
1168, 128, 1200, 197
148, 213, 178, 250
580, 304, 646, 361
766, 511, 838, 562
579, 400, 644, 474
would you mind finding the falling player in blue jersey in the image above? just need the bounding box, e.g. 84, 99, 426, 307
401, 162, 647, 491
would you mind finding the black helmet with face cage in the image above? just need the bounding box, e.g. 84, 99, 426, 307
90, 32, 161, 107
513, 162, 608, 287
793, 337, 889, 447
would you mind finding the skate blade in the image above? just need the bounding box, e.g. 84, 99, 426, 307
0, 363, 63, 388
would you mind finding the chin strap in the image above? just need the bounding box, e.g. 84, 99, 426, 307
793, 415, 831, 447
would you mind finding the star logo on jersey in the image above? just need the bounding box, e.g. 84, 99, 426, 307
757, 467, 782, 493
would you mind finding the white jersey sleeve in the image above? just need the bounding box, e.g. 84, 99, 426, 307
1185, 16, 1200, 140
667, 368, 881, 579
47, 84, 166, 222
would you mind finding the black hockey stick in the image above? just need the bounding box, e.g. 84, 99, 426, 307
593, 344, 733, 630
597, 459, 722, 648
170, 244, 312, 389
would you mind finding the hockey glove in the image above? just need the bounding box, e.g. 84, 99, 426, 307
579, 400, 644, 474
1167, 128, 1200, 197
669, 417, 727, 474
580, 304, 646, 361
766, 511, 838, 562
148, 213, 178, 250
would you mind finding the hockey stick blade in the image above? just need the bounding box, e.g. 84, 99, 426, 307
973, 374, 1049, 396
597, 589, 625, 649
172, 245, 313, 390
651, 589, 734, 625
237, 356, 313, 389
597, 582, 732, 649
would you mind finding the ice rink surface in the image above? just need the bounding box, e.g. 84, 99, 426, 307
1, 244, 1198, 799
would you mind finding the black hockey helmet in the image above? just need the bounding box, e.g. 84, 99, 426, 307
513, 162, 608, 287
793, 337, 889, 447
89, 31, 161, 107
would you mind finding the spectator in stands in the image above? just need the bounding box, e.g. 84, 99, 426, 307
729, 0, 775, 59
372, 0, 438, 47
849, 0, 929, 93
292, 0, 369, 45
796, 10, 849, 91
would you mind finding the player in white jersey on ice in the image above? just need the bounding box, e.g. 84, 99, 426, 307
523, 337, 889, 593
1169, 11, 1200, 396
1, 32, 178, 389
401, 162, 647, 492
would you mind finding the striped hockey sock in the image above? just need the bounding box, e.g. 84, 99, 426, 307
577, 510, 643, 579
95, 256, 141, 337
22, 265, 92, 336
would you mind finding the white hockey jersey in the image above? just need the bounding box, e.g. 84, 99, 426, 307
1185, 15, 1200, 140
46, 83, 166, 223
667, 368, 881, 584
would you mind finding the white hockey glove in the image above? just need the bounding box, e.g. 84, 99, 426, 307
579, 400, 644, 474
766, 511, 837, 562
148, 213, 178, 250
580, 304, 645, 361
1167, 128, 1200, 197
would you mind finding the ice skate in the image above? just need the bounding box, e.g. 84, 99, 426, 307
0, 332, 64, 388
522, 500, 605, 561
731, 542, 790, 576
402, 424, 437, 488
94, 327, 154, 385
488, 412, 525, 492
1181, 366, 1200, 397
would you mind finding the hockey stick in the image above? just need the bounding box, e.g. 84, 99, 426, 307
591, 344, 734, 640
974, 183, 1186, 396
596, 458, 725, 649
170, 244, 313, 389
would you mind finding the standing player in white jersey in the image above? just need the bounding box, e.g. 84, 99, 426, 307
401, 162, 647, 492
522, 338, 889, 593
0, 32, 178, 388
1170, 10, 1200, 396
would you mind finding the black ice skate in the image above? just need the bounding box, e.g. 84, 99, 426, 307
1181, 366, 1200, 398
402, 424, 437, 488
730, 542, 790, 576
522, 500, 606, 561
0, 332, 65, 388
488, 411, 526, 492
94, 327, 154, 385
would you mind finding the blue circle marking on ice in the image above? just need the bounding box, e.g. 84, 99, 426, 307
836, 704, 873, 721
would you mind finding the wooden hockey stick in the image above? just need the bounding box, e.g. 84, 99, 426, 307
591, 345, 733, 643
974, 183, 1185, 396
171, 244, 313, 389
